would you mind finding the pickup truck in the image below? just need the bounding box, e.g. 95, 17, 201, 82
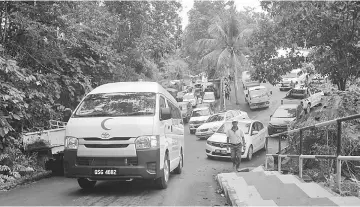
281, 85, 324, 114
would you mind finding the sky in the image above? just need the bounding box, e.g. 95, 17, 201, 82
179, 0, 263, 30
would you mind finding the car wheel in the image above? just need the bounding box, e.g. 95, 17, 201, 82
174, 149, 183, 174
247, 145, 253, 161
155, 154, 170, 189
207, 155, 213, 159
262, 140, 267, 151
77, 178, 96, 190
305, 104, 311, 114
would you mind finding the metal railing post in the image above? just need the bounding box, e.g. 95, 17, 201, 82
278, 135, 281, 154
278, 156, 282, 172
336, 158, 342, 194
299, 156, 303, 178
336, 120, 342, 193
299, 129, 303, 155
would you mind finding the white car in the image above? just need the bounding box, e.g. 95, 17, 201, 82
283, 85, 324, 114
183, 93, 198, 107
202, 92, 216, 104
279, 68, 308, 91
189, 107, 213, 134
206, 119, 267, 161
195, 110, 249, 140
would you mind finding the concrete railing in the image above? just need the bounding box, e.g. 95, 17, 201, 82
264, 113, 360, 194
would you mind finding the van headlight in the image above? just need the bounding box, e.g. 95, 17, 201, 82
135, 135, 160, 149
65, 136, 78, 150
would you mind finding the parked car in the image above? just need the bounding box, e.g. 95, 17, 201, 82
279, 68, 308, 91
176, 91, 186, 102
195, 110, 249, 140
206, 119, 267, 161
282, 85, 324, 114
183, 93, 197, 107
178, 101, 193, 123
245, 85, 272, 110
189, 107, 213, 134
204, 85, 217, 98
202, 92, 216, 104
311, 74, 328, 84
268, 103, 300, 137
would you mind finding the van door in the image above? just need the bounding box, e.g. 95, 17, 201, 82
167, 100, 183, 170
159, 95, 172, 165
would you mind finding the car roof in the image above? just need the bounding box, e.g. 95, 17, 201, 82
88, 82, 177, 103
224, 119, 254, 124
248, 85, 266, 91
278, 104, 298, 109
193, 107, 209, 111
204, 91, 214, 94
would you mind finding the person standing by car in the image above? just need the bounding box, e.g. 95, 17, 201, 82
226, 120, 246, 172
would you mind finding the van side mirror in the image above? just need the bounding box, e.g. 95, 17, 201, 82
270, 91, 272, 95
63, 108, 73, 122
160, 108, 171, 120
245, 94, 248, 97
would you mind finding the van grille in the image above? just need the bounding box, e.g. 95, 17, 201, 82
83, 137, 131, 141
76, 157, 138, 166
84, 144, 129, 148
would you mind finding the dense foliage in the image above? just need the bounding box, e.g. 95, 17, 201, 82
250, 1, 360, 89
0, 1, 183, 150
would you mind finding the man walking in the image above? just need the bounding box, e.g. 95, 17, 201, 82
226, 120, 246, 172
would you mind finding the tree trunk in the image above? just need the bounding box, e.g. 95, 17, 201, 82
337, 78, 347, 91
220, 77, 225, 111
233, 65, 240, 105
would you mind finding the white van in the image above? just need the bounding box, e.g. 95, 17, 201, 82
63, 82, 184, 190
245, 85, 272, 110
279, 69, 308, 91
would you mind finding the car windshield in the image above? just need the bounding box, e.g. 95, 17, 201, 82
217, 122, 250, 134
288, 89, 307, 98
272, 107, 297, 118
207, 114, 224, 122
183, 94, 194, 99
249, 88, 267, 97
192, 109, 210, 117
204, 93, 215, 100
74, 92, 156, 117
283, 72, 298, 78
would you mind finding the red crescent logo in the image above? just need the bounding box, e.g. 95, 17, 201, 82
101, 118, 112, 130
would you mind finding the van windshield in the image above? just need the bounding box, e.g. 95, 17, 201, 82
283, 72, 298, 78
249, 88, 267, 98
74, 92, 156, 117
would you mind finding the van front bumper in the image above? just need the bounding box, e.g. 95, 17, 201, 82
63, 148, 162, 180
249, 101, 270, 109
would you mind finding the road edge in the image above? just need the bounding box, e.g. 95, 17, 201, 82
215, 166, 264, 206
0, 170, 52, 191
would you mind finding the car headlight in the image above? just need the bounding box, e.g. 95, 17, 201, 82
65, 136, 78, 150
135, 135, 159, 149
211, 126, 218, 132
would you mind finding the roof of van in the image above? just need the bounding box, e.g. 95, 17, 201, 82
248, 85, 266, 91
291, 68, 302, 73
88, 82, 178, 104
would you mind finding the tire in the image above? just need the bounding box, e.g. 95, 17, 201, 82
155, 154, 170, 189
262, 140, 267, 151
77, 178, 96, 189
174, 150, 183, 174
305, 104, 311, 114
247, 145, 253, 161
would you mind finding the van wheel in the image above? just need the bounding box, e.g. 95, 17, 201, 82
78, 178, 96, 189
174, 150, 183, 174
155, 154, 170, 189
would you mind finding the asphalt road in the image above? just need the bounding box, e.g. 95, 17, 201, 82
0, 82, 289, 206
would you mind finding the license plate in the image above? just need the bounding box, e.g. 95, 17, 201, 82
93, 169, 117, 176
215, 149, 228, 154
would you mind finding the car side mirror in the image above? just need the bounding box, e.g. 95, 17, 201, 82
245, 94, 248, 97
270, 91, 272, 95
63, 108, 73, 122
270, 115, 272, 118
252, 130, 259, 135
160, 108, 171, 120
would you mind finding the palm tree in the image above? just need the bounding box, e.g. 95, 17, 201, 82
195, 6, 254, 105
